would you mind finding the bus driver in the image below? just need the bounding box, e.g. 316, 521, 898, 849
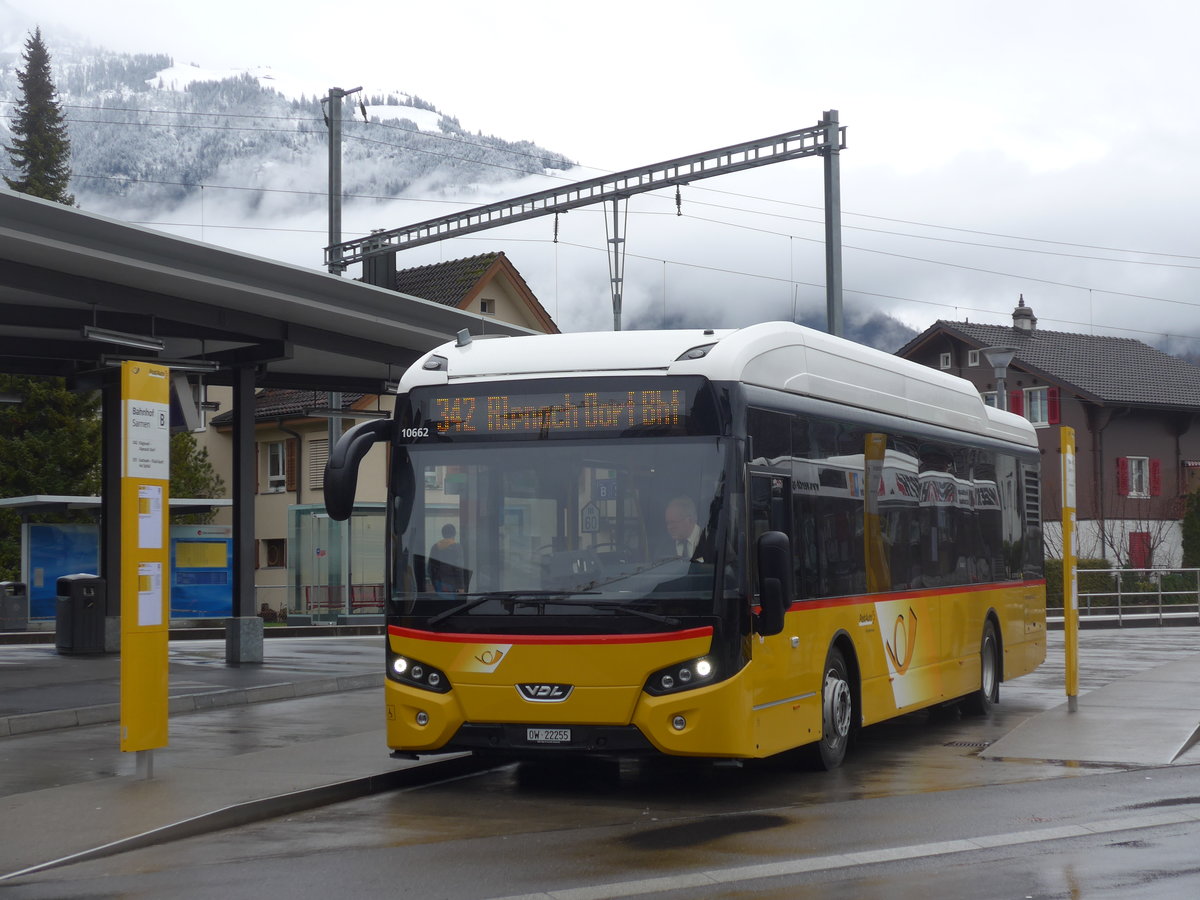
665, 496, 705, 562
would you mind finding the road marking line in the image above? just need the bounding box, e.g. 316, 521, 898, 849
488, 807, 1200, 900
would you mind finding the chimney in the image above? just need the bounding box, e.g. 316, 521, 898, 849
1012, 294, 1036, 332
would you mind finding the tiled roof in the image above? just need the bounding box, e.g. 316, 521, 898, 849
393, 252, 502, 307
918, 320, 1200, 409
209, 389, 366, 426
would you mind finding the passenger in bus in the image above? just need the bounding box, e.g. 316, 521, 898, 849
428, 523, 465, 594
664, 496, 708, 562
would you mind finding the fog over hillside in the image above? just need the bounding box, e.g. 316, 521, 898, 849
9, 2, 1200, 360
3, 24, 917, 347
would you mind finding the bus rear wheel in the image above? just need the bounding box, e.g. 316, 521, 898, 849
962, 620, 1000, 716
807, 646, 853, 770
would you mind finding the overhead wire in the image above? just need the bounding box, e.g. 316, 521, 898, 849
12, 97, 1196, 262
446, 235, 1200, 344
672, 211, 1200, 308
6, 99, 1199, 343
658, 181, 1200, 262
39, 193, 1200, 345
18, 99, 1196, 265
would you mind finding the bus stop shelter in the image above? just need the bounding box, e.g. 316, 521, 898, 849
0, 188, 537, 659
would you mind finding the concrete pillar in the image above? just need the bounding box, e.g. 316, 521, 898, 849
225, 615, 263, 665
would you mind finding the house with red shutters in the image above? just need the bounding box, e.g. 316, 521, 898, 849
897, 298, 1200, 567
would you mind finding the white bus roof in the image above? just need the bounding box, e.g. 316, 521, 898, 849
400, 322, 1037, 448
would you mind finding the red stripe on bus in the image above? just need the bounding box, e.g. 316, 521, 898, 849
388, 625, 713, 645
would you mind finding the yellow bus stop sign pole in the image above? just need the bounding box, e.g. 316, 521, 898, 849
119, 361, 171, 771
1060, 426, 1079, 712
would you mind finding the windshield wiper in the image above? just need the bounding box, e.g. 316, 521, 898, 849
427, 590, 597, 626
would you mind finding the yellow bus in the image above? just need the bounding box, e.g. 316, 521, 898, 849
324, 323, 1045, 768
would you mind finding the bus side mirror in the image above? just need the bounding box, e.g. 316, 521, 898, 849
323, 419, 393, 521
756, 530, 792, 637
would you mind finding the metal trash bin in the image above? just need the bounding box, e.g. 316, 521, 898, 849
0, 582, 28, 632
55, 574, 106, 655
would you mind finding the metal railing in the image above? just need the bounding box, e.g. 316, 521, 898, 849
301, 584, 385, 618
1049, 567, 1200, 626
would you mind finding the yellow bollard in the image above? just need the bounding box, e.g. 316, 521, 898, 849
1061, 426, 1079, 712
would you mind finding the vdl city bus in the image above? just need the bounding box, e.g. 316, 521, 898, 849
324, 323, 1045, 768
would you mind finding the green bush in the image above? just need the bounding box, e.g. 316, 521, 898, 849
1107, 572, 1200, 606
1045, 558, 1113, 608
1146, 572, 1199, 606
1046, 564, 1200, 609
1183, 491, 1200, 567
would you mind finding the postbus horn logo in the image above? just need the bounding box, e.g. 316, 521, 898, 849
885, 607, 918, 675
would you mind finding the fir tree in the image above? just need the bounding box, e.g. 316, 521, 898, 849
0, 30, 94, 579
4, 28, 75, 204
0, 375, 102, 579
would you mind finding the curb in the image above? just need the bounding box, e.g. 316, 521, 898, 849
1046, 614, 1200, 630
1, 673, 384, 738
0, 752, 491, 882
0, 624, 386, 645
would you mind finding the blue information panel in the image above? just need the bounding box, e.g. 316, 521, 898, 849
27, 524, 100, 619
170, 528, 233, 617
24, 523, 234, 619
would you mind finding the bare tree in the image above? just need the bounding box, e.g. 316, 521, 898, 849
1094, 490, 1183, 568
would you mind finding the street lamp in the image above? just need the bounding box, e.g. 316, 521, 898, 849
981, 346, 1018, 412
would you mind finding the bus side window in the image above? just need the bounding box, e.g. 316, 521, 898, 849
750, 473, 792, 594
747, 405, 792, 540
750, 475, 771, 543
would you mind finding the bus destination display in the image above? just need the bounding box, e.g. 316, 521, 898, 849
412, 387, 689, 439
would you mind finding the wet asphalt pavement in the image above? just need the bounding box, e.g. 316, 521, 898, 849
0, 626, 1197, 881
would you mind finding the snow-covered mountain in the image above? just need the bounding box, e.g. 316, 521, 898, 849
0, 23, 918, 346
0, 36, 573, 215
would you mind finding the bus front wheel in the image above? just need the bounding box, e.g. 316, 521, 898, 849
962, 620, 1000, 716
808, 646, 853, 770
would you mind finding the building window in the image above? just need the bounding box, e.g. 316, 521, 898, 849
265, 441, 287, 492
1025, 387, 1049, 424
1184, 462, 1200, 495
968, 349, 980, 367
1012, 386, 1060, 426
261, 538, 287, 569
480, 298, 496, 314
938, 352, 951, 370
1128, 456, 1150, 498
1118, 456, 1161, 498
262, 439, 297, 493
981, 391, 998, 408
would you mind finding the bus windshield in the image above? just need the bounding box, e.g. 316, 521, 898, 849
393, 438, 732, 629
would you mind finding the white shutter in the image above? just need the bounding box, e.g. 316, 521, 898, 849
309, 438, 329, 490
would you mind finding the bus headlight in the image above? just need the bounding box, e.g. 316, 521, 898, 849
644, 656, 717, 696
387, 647, 451, 693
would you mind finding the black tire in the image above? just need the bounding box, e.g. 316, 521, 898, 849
807, 646, 854, 770
962, 619, 1000, 716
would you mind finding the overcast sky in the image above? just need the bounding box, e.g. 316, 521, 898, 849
7, 0, 1200, 345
